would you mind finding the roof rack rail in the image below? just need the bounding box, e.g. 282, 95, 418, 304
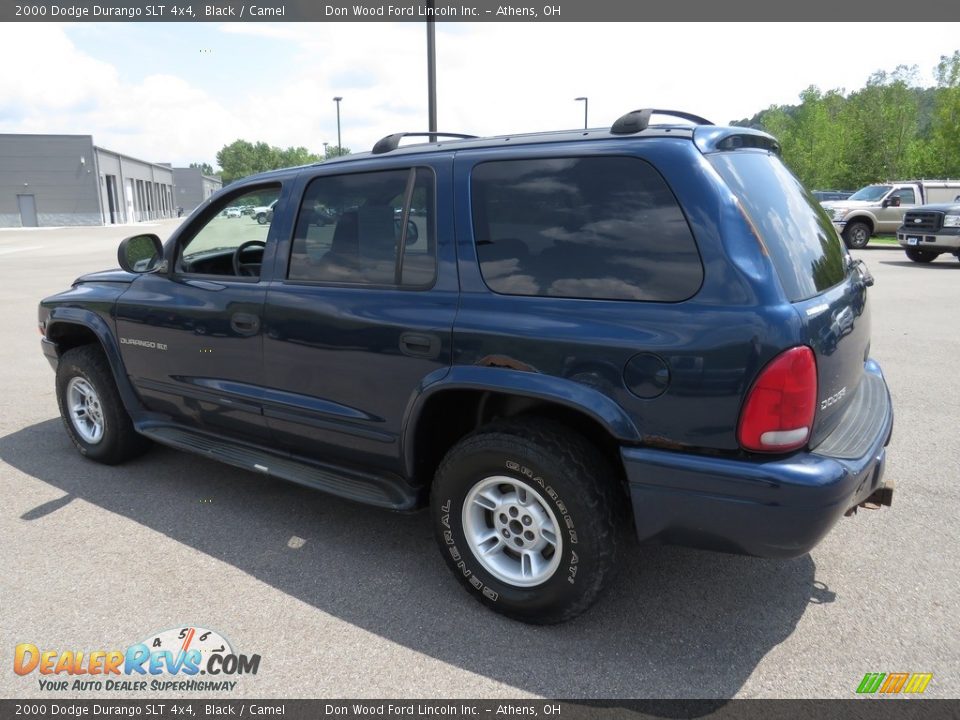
372, 132, 478, 155
610, 109, 714, 135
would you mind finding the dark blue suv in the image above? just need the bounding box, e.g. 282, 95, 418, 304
38, 109, 893, 623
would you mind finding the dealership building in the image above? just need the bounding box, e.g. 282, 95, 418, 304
173, 166, 223, 214
0, 133, 221, 227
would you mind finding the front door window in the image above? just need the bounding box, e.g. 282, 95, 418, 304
178, 186, 280, 278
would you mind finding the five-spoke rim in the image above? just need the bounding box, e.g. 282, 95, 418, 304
66, 377, 105, 444
462, 475, 563, 587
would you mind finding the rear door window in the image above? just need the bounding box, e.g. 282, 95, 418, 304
892, 187, 916, 205
709, 150, 847, 301
470, 156, 703, 302
288, 168, 435, 288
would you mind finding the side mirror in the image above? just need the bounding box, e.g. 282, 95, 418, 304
118, 233, 164, 273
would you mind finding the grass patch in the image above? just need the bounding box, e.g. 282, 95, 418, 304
871, 235, 899, 246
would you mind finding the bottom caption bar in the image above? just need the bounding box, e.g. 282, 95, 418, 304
1, 700, 958, 720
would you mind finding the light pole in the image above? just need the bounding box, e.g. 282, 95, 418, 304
426, 1, 437, 134
322, 141, 328, 159
332, 96, 343, 156
574, 97, 588, 129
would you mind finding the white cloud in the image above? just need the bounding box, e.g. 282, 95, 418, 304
0, 24, 242, 164
2, 22, 960, 167
0, 23, 118, 111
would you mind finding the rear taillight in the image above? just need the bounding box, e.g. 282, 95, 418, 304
738, 346, 817, 453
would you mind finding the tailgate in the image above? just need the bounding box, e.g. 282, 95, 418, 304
706, 147, 875, 448
793, 265, 873, 447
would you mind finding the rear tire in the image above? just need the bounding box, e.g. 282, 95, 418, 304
431, 417, 624, 624
843, 221, 871, 249
55, 345, 150, 465
905, 247, 938, 263
256, 213, 267, 225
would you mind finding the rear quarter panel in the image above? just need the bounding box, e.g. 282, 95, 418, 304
451, 139, 803, 451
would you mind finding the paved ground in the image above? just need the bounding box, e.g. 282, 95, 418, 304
1, 221, 958, 699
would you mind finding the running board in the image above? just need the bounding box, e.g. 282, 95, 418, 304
139, 425, 418, 510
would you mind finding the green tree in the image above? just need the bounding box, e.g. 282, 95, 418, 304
928, 51, 960, 178
324, 145, 352, 160
841, 65, 921, 184
774, 86, 852, 189
739, 54, 960, 190
277, 146, 324, 167
215, 140, 325, 183
189, 161, 216, 176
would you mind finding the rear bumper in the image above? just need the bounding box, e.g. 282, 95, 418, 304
622, 361, 893, 559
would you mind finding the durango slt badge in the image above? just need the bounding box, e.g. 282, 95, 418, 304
119, 337, 167, 351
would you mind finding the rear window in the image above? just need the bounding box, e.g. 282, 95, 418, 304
471, 156, 703, 302
709, 151, 847, 302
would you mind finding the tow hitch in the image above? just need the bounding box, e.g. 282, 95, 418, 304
845, 479, 894, 516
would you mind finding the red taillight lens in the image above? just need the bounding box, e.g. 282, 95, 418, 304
738, 346, 817, 453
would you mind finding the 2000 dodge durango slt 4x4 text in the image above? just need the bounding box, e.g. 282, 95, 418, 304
39, 109, 894, 623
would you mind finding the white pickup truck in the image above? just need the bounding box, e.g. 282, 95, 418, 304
252, 199, 278, 225
822, 180, 960, 249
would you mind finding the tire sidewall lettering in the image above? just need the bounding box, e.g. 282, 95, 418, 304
439, 455, 581, 602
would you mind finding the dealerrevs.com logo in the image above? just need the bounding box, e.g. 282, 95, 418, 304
14, 626, 260, 693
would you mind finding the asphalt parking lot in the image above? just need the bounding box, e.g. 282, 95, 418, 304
1, 220, 958, 700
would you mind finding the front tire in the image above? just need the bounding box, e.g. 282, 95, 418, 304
256, 213, 267, 225
55, 345, 150, 465
905, 247, 938, 263
843, 221, 871, 249
431, 418, 624, 624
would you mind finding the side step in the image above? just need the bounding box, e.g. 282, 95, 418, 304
139, 425, 418, 511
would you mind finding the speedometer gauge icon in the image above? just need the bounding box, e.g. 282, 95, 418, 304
140, 626, 233, 672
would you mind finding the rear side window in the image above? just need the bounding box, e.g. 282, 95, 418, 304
891, 187, 915, 205
471, 157, 703, 302
708, 150, 846, 302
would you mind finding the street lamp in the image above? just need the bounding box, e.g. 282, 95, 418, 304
322, 141, 328, 159
332, 96, 343, 156
574, 97, 588, 129
426, 0, 437, 134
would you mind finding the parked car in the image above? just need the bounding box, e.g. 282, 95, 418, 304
223, 207, 241, 218
822, 180, 960, 249
896, 200, 960, 263
38, 110, 893, 624
252, 200, 277, 225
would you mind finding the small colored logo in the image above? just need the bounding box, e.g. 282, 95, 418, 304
13, 626, 260, 693
856, 672, 933, 695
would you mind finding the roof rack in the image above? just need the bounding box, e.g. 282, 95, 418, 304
610, 109, 713, 135
372, 132, 478, 155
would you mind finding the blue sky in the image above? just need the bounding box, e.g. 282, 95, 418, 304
67, 23, 300, 107
2, 22, 959, 168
